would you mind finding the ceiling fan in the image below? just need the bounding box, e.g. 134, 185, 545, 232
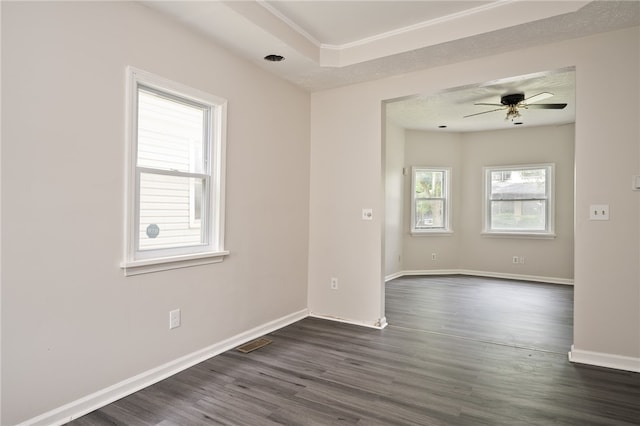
464, 92, 567, 121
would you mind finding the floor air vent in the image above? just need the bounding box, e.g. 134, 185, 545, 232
236, 337, 272, 353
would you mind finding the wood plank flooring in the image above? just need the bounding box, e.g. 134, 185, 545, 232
70, 276, 640, 425
386, 275, 574, 354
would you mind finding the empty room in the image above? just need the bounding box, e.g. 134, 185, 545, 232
2, 1, 639, 425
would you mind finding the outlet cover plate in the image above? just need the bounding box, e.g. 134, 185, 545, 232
169, 309, 181, 329
589, 204, 609, 221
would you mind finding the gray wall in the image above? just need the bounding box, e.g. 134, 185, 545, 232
310, 27, 639, 363
390, 124, 575, 281
402, 130, 464, 273
1, 2, 310, 424
458, 125, 575, 280
384, 121, 405, 276
2, 2, 639, 424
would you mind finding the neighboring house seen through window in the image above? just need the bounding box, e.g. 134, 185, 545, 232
411, 167, 451, 234
123, 68, 228, 275
483, 164, 555, 237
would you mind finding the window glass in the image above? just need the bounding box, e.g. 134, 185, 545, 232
485, 165, 554, 235
411, 167, 451, 234
124, 68, 227, 274
138, 174, 206, 250
137, 88, 206, 174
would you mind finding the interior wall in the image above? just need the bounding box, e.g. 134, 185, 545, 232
401, 130, 463, 272
308, 83, 384, 326
392, 124, 574, 282
572, 27, 639, 359
384, 121, 405, 277
309, 27, 639, 361
458, 124, 575, 280
1, 2, 310, 424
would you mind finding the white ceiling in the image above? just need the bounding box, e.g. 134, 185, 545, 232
386, 67, 576, 132
263, 1, 495, 45
142, 0, 639, 132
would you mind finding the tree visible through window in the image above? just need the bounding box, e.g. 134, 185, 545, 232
411, 167, 451, 234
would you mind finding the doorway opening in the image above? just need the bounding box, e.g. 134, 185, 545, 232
381, 67, 576, 336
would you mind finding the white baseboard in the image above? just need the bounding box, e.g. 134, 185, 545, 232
568, 345, 640, 373
383, 271, 404, 282
309, 313, 388, 329
19, 308, 309, 426
386, 269, 574, 285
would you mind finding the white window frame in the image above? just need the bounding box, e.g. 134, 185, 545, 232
482, 163, 555, 238
410, 166, 452, 235
122, 67, 228, 276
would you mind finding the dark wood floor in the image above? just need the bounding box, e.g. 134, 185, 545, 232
386, 275, 574, 354
71, 276, 640, 425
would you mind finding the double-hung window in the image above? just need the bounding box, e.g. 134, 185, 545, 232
483, 164, 554, 237
411, 167, 452, 234
123, 68, 228, 275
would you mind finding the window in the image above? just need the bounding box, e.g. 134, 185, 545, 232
411, 167, 452, 234
483, 164, 555, 237
123, 68, 228, 275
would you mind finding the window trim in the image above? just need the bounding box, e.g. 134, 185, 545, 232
482, 163, 555, 238
122, 67, 228, 275
410, 166, 453, 235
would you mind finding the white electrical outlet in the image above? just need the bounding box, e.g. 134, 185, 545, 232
169, 309, 181, 329
330, 277, 338, 290
589, 204, 609, 221
519, 256, 525, 264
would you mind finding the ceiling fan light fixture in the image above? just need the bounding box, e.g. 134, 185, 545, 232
465, 91, 567, 122
505, 105, 521, 120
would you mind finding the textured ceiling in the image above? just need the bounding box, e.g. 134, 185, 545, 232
143, 1, 639, 91
142, 0, 639, 132
386, 68, 576, 132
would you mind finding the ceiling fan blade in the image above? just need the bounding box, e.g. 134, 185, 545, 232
473, 103, 503, 107
526, 103, 567, 109
524, 92, 553, 104
464, 108, 505, 118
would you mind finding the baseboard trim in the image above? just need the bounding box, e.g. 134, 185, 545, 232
19, 308, 309, 426
383, 271, 404, 282
568, 345, 640, 373
386, 269, 574, 285
309, 313, 388, 329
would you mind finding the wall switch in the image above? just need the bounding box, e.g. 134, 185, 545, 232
431, 253, 437, 261
362, 208, 373, 220
330, 277, 338, 290
169, 309, 181, 329
589, 204, 609, 221
513, 256, 519, 264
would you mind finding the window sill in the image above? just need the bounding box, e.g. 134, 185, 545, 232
411, 230, 454, 236
121, 250, 229, 276
481, 232, 556, 240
